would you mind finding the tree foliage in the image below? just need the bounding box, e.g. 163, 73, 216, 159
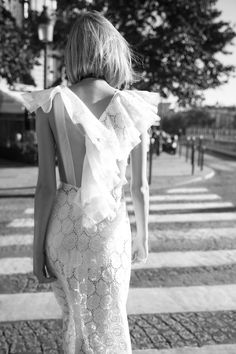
0, 6, 42, 87
1, 0, 235, 105
55, 0, 235, 105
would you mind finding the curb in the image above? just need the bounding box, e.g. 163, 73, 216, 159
133, 343, 236, 353
145, 166, 215, 193
0, 187, 36, 198
174, 169, 215, 187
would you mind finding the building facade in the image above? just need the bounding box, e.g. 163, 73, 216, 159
206, 106, 236, 129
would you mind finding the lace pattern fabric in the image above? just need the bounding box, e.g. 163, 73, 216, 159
45, 183, 132, 353
20, 85, 160, 353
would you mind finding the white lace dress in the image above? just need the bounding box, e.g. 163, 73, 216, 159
21, 85, 160, 354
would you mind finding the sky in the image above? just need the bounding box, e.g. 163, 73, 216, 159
203, 0, 236, 106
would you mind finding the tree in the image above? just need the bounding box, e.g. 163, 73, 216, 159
54, 0, 235, 105
1, 0, 235, 103
0, 6, 41, 87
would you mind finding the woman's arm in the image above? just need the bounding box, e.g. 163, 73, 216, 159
130, 131, 150, 263
34, 108, 57, 283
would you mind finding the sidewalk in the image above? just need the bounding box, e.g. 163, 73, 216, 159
0, 152, 214, 197
126, 152, 214, 193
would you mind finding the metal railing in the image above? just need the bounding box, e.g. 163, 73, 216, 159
148, 136, 155, 185
186, 127, 236, 140
148, 133, 206, 185
180, 135, 205, 175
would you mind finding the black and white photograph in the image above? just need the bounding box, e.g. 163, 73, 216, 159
1, 0, 236, 353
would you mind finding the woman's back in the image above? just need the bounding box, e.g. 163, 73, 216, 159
26, 80, 159, 230
48, 78, 116, 188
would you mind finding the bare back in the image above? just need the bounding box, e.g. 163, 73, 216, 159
34, 78, 154, 211
48, 79, 117, 188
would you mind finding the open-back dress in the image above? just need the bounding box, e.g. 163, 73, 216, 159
22, 84, 159, 354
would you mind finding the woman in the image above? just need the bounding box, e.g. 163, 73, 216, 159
22, 11, 159, 354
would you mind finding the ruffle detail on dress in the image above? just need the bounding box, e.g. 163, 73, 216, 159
112, 90, 160, 158
21, 86, 123, 231
21, 86, 62, 113
20, 85, 160, 231
119, 89, 160, 134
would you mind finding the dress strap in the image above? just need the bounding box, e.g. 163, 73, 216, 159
53, 94, 76, 186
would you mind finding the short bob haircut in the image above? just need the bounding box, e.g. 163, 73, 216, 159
64, 11, 138, 89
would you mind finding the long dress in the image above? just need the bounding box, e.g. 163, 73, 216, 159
21, 84, 160, 354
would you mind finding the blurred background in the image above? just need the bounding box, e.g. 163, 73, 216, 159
0, 0, 236, 163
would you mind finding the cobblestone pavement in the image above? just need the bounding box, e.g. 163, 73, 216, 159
1, 311, 236, 353
129, 311, 236, 350
1, 153, 236, 353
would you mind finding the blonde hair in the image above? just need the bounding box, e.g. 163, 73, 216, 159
64, 11, 138, 89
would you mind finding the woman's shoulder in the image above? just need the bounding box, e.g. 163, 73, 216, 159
21, 85, 63, 113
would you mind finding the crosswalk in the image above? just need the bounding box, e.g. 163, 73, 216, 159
1, 186, 236, 352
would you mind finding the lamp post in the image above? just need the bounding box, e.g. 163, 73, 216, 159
37, 6, 55, 89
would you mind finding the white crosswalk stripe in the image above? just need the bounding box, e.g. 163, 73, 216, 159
24, 208, 34, 214
7, 218, 34, 228
4, 249, 236, 275
2, 284, 236, 322
0, 234, 32, 247
131, 249, 236, 269
130, 212, 236, 224
127, 201, 233, 212
126, 194, 221, 202
167, 188, 208, 194
0, 257, 32, 275
133, 344, 236, 354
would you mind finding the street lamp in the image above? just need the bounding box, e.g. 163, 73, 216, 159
37, 6, 55, 89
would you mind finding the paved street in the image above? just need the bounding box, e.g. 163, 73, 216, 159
1, 152, 236, 353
